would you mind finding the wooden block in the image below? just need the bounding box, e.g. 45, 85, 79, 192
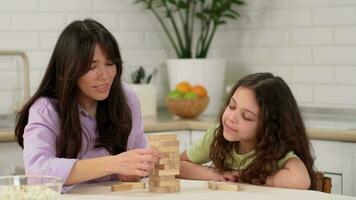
149, 175, 175, 182
123, 182, 145, 189
159, 158, 180, 165
151, 146, 180, 152
207, 181, 240, 191
111, 184, 133, 191
208, 181, 218, 190
155, 162, 180, 170
111, 182, 145, 191
161, 152, 180, 159
149, 179, 180, 187
148, 133, 177, 141
150, 169, 180, 176
148, 140, 179, 148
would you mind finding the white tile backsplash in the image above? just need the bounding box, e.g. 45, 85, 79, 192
1, 0, 356, 114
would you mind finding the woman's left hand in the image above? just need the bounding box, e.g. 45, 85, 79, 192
117, 174, 142, 182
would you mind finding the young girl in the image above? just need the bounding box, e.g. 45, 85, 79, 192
179, 72, 316, 190
15, 19, 161, 192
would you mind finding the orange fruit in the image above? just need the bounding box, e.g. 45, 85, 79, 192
191, 85, 208, 97
175, 81, 191, 94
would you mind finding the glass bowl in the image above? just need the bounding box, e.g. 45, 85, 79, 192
0, 175, 62, 200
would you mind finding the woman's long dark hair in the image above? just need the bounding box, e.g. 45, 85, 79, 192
15, 19, 132, 158
210, 72, 316, 189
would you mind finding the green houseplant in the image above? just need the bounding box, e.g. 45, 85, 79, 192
135, 0, 245, 58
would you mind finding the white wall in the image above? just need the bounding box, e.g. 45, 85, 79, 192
0, 0, 356, 114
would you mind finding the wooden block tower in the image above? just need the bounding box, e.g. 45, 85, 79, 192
147, 133, 180, 193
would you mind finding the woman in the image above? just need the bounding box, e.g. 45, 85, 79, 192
15, 19, 160, 192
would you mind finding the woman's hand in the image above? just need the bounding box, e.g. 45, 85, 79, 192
117, 174, 142, 182
110, 148, 162, 177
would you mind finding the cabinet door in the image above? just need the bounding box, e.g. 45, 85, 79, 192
324, 173, 342, 194
341, 142, 356, 196
0, 142, 24, 176
310, 140, 342, 174
146, 130, 190, 153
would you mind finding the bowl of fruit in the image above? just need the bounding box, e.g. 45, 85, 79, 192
165, 81, 209, 118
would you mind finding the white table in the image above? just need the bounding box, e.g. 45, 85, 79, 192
60, 179, 356, 200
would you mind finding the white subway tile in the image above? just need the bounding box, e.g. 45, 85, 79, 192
270, 9, 312, 27
0, 70, 20, 90
292, 65, 333, 83
66, 13, 117, 29
334, 0, 356, 5
334, 27, 356, 44
121, 49, 167, 66
29, 69, 45, 92
40, 32, 60, 50
119, 13, 160, 30
39, 0, 90, 11
292, 0, 332, 7
0, 0, 38, 11
113, 31, 144, 49
245, 0, 291, 10
27, 51, 52, 70
312, 7, 356, 25
291, 28, 332, 45
0, 32, 39, 49
0, 91, 16, 114
335, 66, 356, 84
250, 65, 292, 82
12, 13, 65, 31
93, 0, 142, 11
145, 31, 171, 48
268, 47, 312, 64
228, 10, 270, 28
314, 85, 356, 104
314, 47, 356, 64
290, 84, 313, 103
0, 13, 11, 30
250, 29, 289, 46
0, 57, 13, 70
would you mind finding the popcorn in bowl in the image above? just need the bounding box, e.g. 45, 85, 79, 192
0, 175, 62, 200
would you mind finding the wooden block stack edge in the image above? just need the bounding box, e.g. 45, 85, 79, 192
148, 133, 180, 193
207, 181, 240, 191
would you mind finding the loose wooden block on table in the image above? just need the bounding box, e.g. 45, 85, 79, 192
111, 182, 146, 191
208, 181, 240, 191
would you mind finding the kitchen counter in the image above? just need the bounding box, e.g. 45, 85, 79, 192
60, 179, 356, 200
1, 107, 356, 143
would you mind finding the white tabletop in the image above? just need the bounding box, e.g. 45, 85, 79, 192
60, 179, 356, 200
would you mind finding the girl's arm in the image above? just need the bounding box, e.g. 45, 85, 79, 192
65, 148, 160, 185
265, 157, 311, 189
178, 151, 227, 181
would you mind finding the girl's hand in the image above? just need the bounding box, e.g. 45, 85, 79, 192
111, 148, 162, 177
117, 174, 142, 182
222, 170, 240, 182
210, 168, 228, 181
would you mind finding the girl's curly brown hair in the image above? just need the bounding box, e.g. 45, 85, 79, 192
209, 72, 316, 189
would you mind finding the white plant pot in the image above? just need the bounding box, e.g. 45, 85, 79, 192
129, 84, 157, 117
167, 59, 226, 115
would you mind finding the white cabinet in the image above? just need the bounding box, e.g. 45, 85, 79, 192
311, 140, 342, 174
0, 142, 24, 176
341, 142, 356, 196
311, 140, 343, 195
